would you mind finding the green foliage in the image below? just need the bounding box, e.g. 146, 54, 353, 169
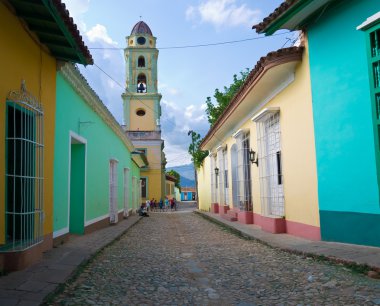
166, 169, 181, 190
205, 68, 250, 126
188, 130, 208, 169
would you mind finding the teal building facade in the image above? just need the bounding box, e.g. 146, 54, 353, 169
53, 64, 144, 241
256, 0, 380, 246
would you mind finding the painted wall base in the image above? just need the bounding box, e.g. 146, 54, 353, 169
219, 205, 230, 214
238, 211, 254, 224
0, 233, 53, 272
255, 214, 286, 233
286, 219, 321, 240
211, 203, 219, 213
320, 210, 380, 247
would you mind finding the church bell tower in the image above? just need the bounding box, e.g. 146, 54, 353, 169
122, 21, 165, 202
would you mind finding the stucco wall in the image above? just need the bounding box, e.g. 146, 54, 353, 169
0, 3, 57, 243
54, 73, 137, 235
197, 158, 212, 211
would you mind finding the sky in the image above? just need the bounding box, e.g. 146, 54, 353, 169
62, 0, 292, 167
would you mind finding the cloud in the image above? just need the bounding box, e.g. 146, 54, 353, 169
186, 0, 261, 28
62, 0, 90, 32
86, 24, 118, 45
161, 98, 210, 167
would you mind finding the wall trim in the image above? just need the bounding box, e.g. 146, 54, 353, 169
53, 227, 69, 238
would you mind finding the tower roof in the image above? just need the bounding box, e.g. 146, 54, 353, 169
131, 21, 153, 36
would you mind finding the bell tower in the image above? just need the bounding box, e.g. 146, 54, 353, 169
122, 21, 165, 202
123, 21, 161, 131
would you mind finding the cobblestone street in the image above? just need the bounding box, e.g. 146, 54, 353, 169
49, 204, 380, 305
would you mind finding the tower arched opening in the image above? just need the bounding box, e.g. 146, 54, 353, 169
138, 56, 145, 67
137, 73, 147, 93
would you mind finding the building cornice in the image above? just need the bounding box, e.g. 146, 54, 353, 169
59, 63, 135, 152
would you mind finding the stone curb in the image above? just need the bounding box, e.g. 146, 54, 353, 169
194, 211, 380, 275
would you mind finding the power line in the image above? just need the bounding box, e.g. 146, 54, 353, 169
88, 31, 293, 51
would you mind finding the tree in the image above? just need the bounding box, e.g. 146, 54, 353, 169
166, 169, 181, 190
205, 68, 250, 126
187, 130, 208, 169
188, 130, 208, 208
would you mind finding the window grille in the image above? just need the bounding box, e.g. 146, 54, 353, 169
132, 176, 137, 212
109, 160, 118, 223
365, 24, 380, 191
218, 150, 225, 206
236, 132, 252, 211
230, 144, 238, 209
210, 155, 217, 203
256, 112, 285, 217
123, 168, 130, 217
2, 82, 44, 251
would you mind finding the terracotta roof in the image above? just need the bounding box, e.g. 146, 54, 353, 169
165, 174, 177, 182
7, 0, 93, 65
131, 21, 153, 36
253, 0, 299, 33
181, 187, 196, 193
200, 46, 304, 149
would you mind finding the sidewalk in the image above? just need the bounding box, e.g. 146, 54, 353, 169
0, 215, 142, 306
196, 211, 380, 273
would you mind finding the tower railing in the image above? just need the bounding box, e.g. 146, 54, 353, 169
125, 130, 161, 140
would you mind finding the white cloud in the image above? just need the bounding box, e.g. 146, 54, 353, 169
161, 99, 210, 167
62, 0, 90, 32
86, 24, 117, 45
186, 0, 261, 28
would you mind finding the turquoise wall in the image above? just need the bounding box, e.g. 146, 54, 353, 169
54, 73, 139, 233
307, 0, 380, 245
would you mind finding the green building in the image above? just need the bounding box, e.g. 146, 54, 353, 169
53, 63, 146, 242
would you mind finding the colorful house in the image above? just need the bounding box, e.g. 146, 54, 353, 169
53, 64, 146, 243
165, 174, 177, 200
0, 0, 92, 271
122, 21, 166, 203
181, 187, 196, 201
198, 42, 321, 240
255, 0, 380, 247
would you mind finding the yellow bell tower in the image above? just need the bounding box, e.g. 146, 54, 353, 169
122, 21, 165, 202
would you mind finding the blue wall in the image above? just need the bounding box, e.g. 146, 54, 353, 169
307, 0, 380, 245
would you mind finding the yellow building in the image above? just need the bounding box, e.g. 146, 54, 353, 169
122, 21, 165, 202
0, 0, 92, 271
198, 37, 320, 240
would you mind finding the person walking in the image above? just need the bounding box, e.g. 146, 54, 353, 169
159, 199, 163, 212
164, 197, 169, 212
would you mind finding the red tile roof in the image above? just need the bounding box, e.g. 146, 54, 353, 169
253, 0, 299, 33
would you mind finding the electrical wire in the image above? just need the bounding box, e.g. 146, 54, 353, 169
88, 31, 293, 51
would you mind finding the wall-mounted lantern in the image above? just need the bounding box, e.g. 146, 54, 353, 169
214, 167, 219, 176
249, 149, 259, 166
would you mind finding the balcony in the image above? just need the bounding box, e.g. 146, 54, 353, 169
125, 130, 162, 140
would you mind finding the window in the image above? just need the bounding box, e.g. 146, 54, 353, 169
365, 21, 380, 192
138, 56, 145, 67
109, 159, 118, 224
3, 83, 44, 251
140, 177, 147, 198
234, 130, 252, 211
255, 110, 284, 217
136, 108, 146, 116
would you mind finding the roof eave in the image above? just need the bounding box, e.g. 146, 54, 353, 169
200, 47, 304, 151
254, 0, 333, 35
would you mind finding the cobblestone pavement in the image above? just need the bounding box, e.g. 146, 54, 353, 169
49, 208, 380, 305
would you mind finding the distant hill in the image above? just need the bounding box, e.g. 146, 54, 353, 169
180, 176, 195, 188
167, 163, 195, 187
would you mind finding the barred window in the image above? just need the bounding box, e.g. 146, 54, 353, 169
2, 82, 44, 251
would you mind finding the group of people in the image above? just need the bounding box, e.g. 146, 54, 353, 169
146, 197, 177, 212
